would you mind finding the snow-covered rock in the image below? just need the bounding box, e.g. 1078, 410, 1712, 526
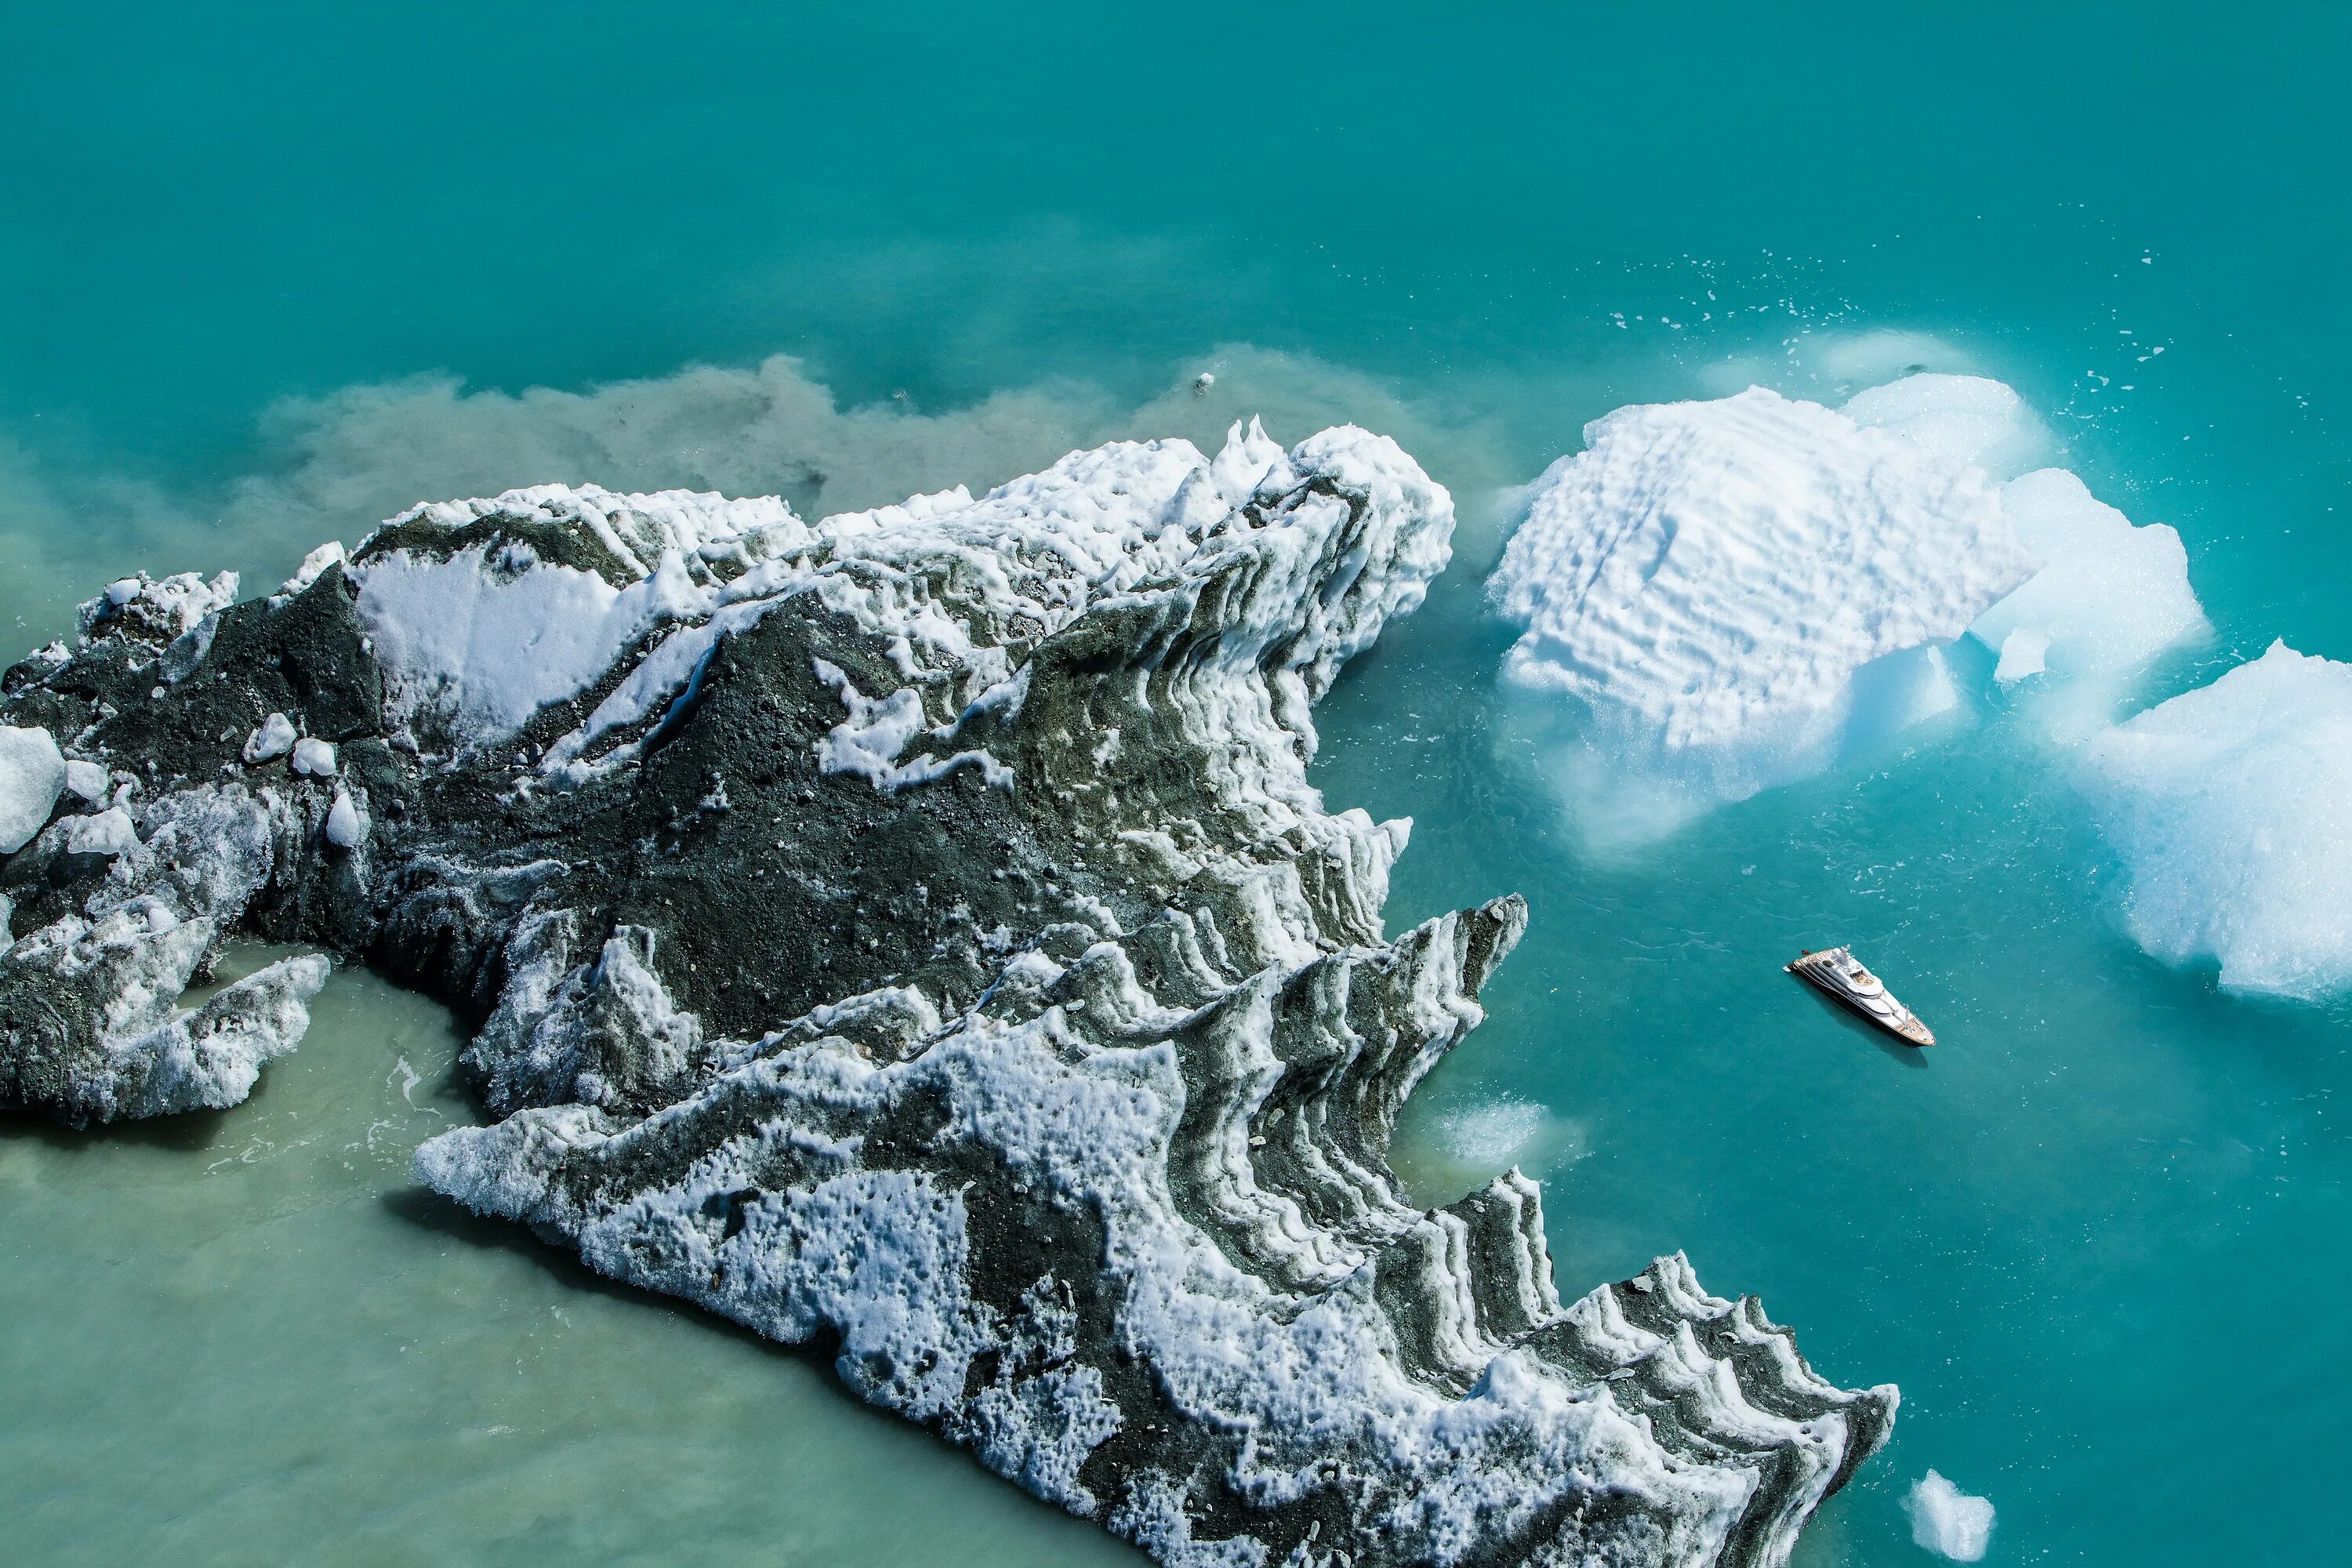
1904, 1471, 1995, 1561
2078, 641, 2352, 997
0, 724, 67, 853
2, 419, 1893, 1566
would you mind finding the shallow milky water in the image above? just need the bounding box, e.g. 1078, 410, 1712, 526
5, 5, 2351, 1564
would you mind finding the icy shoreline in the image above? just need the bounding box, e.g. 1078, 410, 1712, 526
0, 419, 1891, 1566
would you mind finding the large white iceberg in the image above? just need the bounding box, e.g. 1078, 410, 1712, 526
1486, 383, 2035, 840
1488, 373, 2206, 844
2077, 641, 2352, 998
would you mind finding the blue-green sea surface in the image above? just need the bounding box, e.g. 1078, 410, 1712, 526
6, 4, 2350, 1564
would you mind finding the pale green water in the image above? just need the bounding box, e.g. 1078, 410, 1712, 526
6, 4, 2351, 1563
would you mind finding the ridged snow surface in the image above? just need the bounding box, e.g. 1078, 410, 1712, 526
1489, 375, 2205, 840
2, 418, 1893, 1566
2078, 641, 2352, 998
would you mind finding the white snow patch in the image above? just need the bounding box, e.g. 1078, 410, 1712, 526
1904, 1471, 1994, 1561
2078, 641, 2352, 998
0, 724, 67, 853
273, 539, 347, 604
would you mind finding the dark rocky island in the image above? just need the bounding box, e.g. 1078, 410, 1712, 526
0, 420, 1893, 1566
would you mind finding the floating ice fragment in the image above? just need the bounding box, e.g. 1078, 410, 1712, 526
1968, 469, 2205, 717
1904, 1471, 1994, 1560
292, 738, 338, 777
1486, 383, 2034, 843
1992, 629, 2048, 683
2078, 641, 2352, 998
244, 713, 298, 764
63, 759, 109, 801
0, 724, 67, 853
274, 539, 347, 603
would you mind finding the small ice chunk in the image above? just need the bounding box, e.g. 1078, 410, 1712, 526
325, 787, 366, 848
1192, 372, 1216, 394
245, 713, 298, 764
1904, 1471, 1994, 1561
1993, 628, 2049, 683
64, 759, 110, 802
105, 578, 141, 607
0, 725, 67, 852
63, 806, 139, 858
292, 738, 338, 777
2078, 641, 2352, 997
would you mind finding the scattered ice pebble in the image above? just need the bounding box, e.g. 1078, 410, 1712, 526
62, 806, 139, 858
2078, 641, 2352, 998
1193, 372, 1216, 394
244, 713, 298, 764
325, 787, 366, 848
63, 758, 111, 802
1486, 383, 2034, 840
1904, 1471, 1994, 1561
1992, 628, 2049, 683
1969, 468, 2205, 713
292, 738, 338, 777
0, 725, 69, 853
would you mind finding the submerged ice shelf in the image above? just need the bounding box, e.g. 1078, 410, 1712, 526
0, 419, 1892, 1566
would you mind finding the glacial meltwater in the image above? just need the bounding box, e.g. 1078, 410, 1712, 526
6, 5, 2350, 1563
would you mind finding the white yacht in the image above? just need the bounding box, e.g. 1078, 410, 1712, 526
1787, 947, 1935, 1047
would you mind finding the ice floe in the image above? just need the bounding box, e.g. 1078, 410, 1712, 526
1487, 382, 2034, 840
1904, 1470, 1994, 1561
1490, 372, 2207, 843
2077, 641, 2352, 998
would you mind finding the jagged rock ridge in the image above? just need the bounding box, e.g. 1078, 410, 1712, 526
0, 419, 1893, 1566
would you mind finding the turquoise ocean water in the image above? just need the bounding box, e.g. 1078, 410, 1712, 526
5, 5, 2349, 1562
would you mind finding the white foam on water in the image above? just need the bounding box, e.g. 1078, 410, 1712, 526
1904, 1471, 1994, 1561
2078, 641, 2352, 999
